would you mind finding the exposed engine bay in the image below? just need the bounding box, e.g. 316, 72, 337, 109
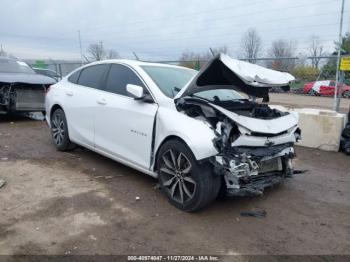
176, 97, 301, 197
0, 83, 48, 113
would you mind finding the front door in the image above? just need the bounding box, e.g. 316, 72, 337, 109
94, 64, 158, 170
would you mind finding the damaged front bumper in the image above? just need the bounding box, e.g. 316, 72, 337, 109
212, 143, 295, 197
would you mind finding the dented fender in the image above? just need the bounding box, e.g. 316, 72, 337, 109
153, 107, 218, 169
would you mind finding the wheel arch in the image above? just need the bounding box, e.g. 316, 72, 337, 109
50, 104, 63, 118
153, 135, 191, 172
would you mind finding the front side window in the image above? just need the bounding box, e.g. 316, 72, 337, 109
105, 64, 145, 96
141, 65, 197, 98
77, 64, 109, 89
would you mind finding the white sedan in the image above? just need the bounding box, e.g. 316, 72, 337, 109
45, 54, 300, 211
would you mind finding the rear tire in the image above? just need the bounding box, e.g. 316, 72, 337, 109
156, 139, 221, 212
50, 108, 75, 151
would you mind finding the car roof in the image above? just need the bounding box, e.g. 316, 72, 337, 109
86, 59, 193, 71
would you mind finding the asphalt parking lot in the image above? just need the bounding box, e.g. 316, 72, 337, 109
0, 94, 349, 256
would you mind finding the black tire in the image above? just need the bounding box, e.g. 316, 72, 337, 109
50, 108, 75, 151
156, 139, 221, 212
309, 89, 317, 96
342, 90, 350, 98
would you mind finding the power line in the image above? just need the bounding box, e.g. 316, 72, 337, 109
78, 0, 339, 36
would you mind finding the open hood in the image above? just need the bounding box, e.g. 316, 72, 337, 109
175, 53, 295, 99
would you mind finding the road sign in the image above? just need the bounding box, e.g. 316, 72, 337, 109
340, 56, 350, 71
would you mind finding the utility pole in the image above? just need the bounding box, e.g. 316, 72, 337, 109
78, 30, 83, 65
333, 0, 345, 112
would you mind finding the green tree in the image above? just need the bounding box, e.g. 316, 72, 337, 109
322, 32, 350, 80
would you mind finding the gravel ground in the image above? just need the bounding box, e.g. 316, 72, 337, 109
0, 94, 349, 256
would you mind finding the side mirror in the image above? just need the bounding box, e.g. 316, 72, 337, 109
127, 84, 144, 99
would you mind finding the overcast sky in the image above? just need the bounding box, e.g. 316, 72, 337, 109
1, 0, 349, 61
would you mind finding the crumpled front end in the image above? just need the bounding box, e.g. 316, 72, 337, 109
212, 143, 295, 196
210, 111, 301, 196
176, 97, 301, 197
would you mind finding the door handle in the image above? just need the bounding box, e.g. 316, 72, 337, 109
65, 91, 74, 96
96, 98, 107, 105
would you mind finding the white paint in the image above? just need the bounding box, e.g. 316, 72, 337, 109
46, 59, 299, 180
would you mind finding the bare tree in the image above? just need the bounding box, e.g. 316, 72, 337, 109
308, 35, 324, 69
178, 51, 203, 69
266, 39, 297, 72
87, 42, 105, 61
107, 49, 120, 59
86, 42, 120, 61
240, 28, 262, 63
0, 44, 6, 57
179, 46, 229, 69
209, 46, 229, 56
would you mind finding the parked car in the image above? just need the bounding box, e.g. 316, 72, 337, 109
33, 67, 61, 82
0, 57, 56, 114
46, 54, 300, 211
303, 80, 350, 98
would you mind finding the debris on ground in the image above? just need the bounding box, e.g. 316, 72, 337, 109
293, 170, 308, 175
135, 196, 140, 201
240, 209, 267, 218
153, 183, 161, 190
0, 178, 6, 189
1, 157, 8, 161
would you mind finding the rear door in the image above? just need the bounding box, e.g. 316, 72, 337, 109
94, 64, 158, 169
64, 64, 109, 147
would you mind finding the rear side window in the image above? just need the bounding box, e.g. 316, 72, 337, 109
105, 64, 145, 96
68, 70, 80, 84
78, 64, 109, 89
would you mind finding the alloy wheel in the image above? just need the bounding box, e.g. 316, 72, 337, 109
51, 112, 65, 146
160, 149, 196, 204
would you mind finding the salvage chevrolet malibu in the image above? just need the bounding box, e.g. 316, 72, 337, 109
46, 54, 300, 211
0, 57, 55, 114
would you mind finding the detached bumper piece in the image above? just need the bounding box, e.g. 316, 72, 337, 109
212, 144, 295, 197
227, 172, 285, 197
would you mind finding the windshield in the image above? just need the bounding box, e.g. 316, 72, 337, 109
0, 58, 35, 74
194, 89, 245, 102
141, 65, 197, 98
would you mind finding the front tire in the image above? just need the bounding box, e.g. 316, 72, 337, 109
50, 108, 75, 151
309, 89, 317, 96
156, 139, 220, 212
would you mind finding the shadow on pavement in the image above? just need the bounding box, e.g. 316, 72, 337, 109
0, 112, 45, 123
